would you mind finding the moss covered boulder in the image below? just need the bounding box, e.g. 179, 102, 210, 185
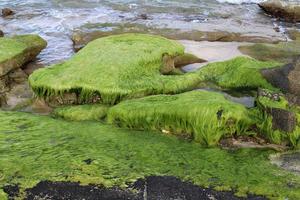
107, 90, 253, 146
197, 57, 280, 90
0, 35, 47, 77
0, 35, 46, 107
256, 89, 300, 147
29, 34, 203, 105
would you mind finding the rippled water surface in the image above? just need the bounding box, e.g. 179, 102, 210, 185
0, 0, 298, 64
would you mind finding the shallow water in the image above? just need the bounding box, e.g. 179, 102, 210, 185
1, 0, 299, 65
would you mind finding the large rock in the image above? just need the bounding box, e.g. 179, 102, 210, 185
259, 0, 300, 22
72, 23, 283, 51
0, 35, 47, 107
0, 35, 47, 77
29, 34, 205, 105
261, 57, 300, 95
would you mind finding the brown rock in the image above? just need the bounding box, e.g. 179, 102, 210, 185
72, 25, 283, 51
0, 75, 9, 93
0, 30, 3, 37
259, 0, 300, 22
2, 8, 14, 17
8, 68, 28, 84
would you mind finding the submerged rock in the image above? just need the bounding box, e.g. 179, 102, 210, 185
270, 152, 300, 174
239, 41, 300, 64
2, 8, 14, 17
259, 0, 300, 22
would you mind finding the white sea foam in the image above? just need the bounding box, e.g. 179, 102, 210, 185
216, 0, 266, 4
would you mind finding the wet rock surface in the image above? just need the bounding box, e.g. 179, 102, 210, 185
270, 152, 300, 174
259, 0, 300, 22
268, 107, 297, 132
72, 24, 283, 51
1, 8, 14, 17
261, 57, 300, 98
257, 89, 297, 133
21, 176, 267, 200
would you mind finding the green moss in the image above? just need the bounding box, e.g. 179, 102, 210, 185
29, 33, 202, 105
256, 93, 300, 147
0, 34, 47, 76
54, 104, 109, 121
197, 57, 280, 90
107, 90, 254, 146
239, 41, 300, 64
0, 111, 300, 199
0, 189, 7, 200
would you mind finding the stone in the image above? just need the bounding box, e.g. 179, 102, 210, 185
71, 24, 283, 51
259, 0, 300, 22
8, 68, 28, 84
0, 30, 3, 37
2, 8, 14, 17
0, 35, 47, 77
261, 57, 300, 96
268, 107, 297, 133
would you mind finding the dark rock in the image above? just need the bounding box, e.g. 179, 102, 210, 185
3, 184, 19, 200
0, 30, 3, 37
261, 57, 300, 96
22, 176, 266, 200
259, 0, 300, 22
268, 107, 297, 133
2, 8, 14, 17
257, 89, 297, 133
138, 13, 149, 20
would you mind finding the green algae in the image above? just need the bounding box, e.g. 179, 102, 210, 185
107, 90, 254, 146
0, 111, 300, 199
0, 35, 47, 76
54, 104, 109, 121
198, 57, 280, 91
239, 41, 300, 64
256, 94, 300, 147
29, 33, 201, 105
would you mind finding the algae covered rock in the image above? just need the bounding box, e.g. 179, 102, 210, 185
0, 35, 47, 76
256, 89, 300, 147
54, 104, 109, 121
0, 34, 46, 107
259, 0, 300, 22
108, 90, 253, 146
198, 57, 280, 90
29, 33, 202, 105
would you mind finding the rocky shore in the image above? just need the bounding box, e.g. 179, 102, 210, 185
0, 0, 300, 200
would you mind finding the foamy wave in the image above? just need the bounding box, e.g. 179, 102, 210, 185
216, 0, 266, 4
